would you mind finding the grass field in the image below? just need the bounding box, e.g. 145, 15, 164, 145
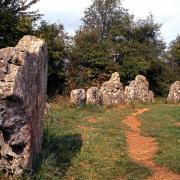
31, 103, 151, 180
138, 102, 180, 173
28, 100, 180, 180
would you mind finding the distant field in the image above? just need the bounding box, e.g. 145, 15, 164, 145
28, 100, 180, 180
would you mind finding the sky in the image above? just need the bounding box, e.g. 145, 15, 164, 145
31, 0, 180, 44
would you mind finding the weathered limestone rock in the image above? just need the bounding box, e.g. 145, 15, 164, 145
0, 36, 48, 176
125, 75, 154, 103
70, 89, 86, 105
100, 72, 126, 106
110, 72, 120, 83
167, 81, 180, 103
86, 87, 102, 105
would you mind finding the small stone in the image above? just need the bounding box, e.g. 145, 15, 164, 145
70, 89, 86, 105
86, 87, 102, 105
100, 72, 126, 106
167, 81, 180, 103
125, 75, 154, 103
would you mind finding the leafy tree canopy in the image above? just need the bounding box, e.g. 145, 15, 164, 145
0, 0, 40, 48
71, 0, 166, 95
35, 21, 70, 96
168, 35, 180, 66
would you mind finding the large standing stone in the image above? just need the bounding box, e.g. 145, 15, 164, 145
86, 87, 102, 105
125, 75, 154, 103
70, 89, 86, 105
0, 36, 48, 177
100, 72, 126, 106
167, 81, 180, 103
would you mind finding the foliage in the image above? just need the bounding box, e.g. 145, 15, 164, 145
82, 0, 131, 41
166, 35, 180, 85
35, 21, 70, 96
69, 30, 119, 90
118, 15, 165, 82
0, 0, 40, 48
168, 35, 180, 66
69, 0, 131, 90
70, 0, 169, 96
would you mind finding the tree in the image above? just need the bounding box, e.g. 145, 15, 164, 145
35, 21, 69, 96
69, 29, 119, 90
160, 35, 180, 95
69, 0, 132, 89
0, 0, 40, 48
82, 0, 131, 40
117, 15, 166, 84
168, 35, 180, 66
72, 0, 166, 96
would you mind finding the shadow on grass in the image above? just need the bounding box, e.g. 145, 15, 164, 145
31, 132, 83, 178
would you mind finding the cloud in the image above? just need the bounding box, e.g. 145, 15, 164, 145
122, 0, 180, 43
31, 0, 92, 35
42, 12, 82, 34
31, 0, 92, 13
31, 0, 180, 43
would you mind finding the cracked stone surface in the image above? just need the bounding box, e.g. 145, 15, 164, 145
70, 89, 86, 105
100, 72, 127, 106
70, 73, 155, 106
0, 35, 48, 177
125, 75, 154, 103
167, 81, 180, 103
86, 87, 102, 105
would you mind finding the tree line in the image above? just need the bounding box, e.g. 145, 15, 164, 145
0, 0, 180, 97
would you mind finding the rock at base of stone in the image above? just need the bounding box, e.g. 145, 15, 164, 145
167, 81, 180, 103
86, 87, 102, 105
125, 75, 155, 103
0, 35, 48, 177
70, 89, 86, 105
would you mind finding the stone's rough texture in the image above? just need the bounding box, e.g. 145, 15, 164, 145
86, 87, 102, 105
70, 73, 155, 106
167, 81, 180, 103
125, 75, 154, 103
110, 72, 120, 83
0, 36, 48, 177
100, 72, 126, 106
70, 89, 86, 105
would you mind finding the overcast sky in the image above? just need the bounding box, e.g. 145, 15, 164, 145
31, 0, 180, 44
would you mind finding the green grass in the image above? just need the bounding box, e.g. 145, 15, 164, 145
30, 103, 151, 180
138, 102, 180, 173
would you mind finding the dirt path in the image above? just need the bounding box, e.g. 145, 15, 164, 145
123, 108, 180, 180
175, 122, 180, 127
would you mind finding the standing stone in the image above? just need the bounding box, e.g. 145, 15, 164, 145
125, 75, 154, 103
70, 89, 86, 105
167, 81, 180, 103
100, 72, 126, 106
0, 36, 48, 177
86, 87, 102, 105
